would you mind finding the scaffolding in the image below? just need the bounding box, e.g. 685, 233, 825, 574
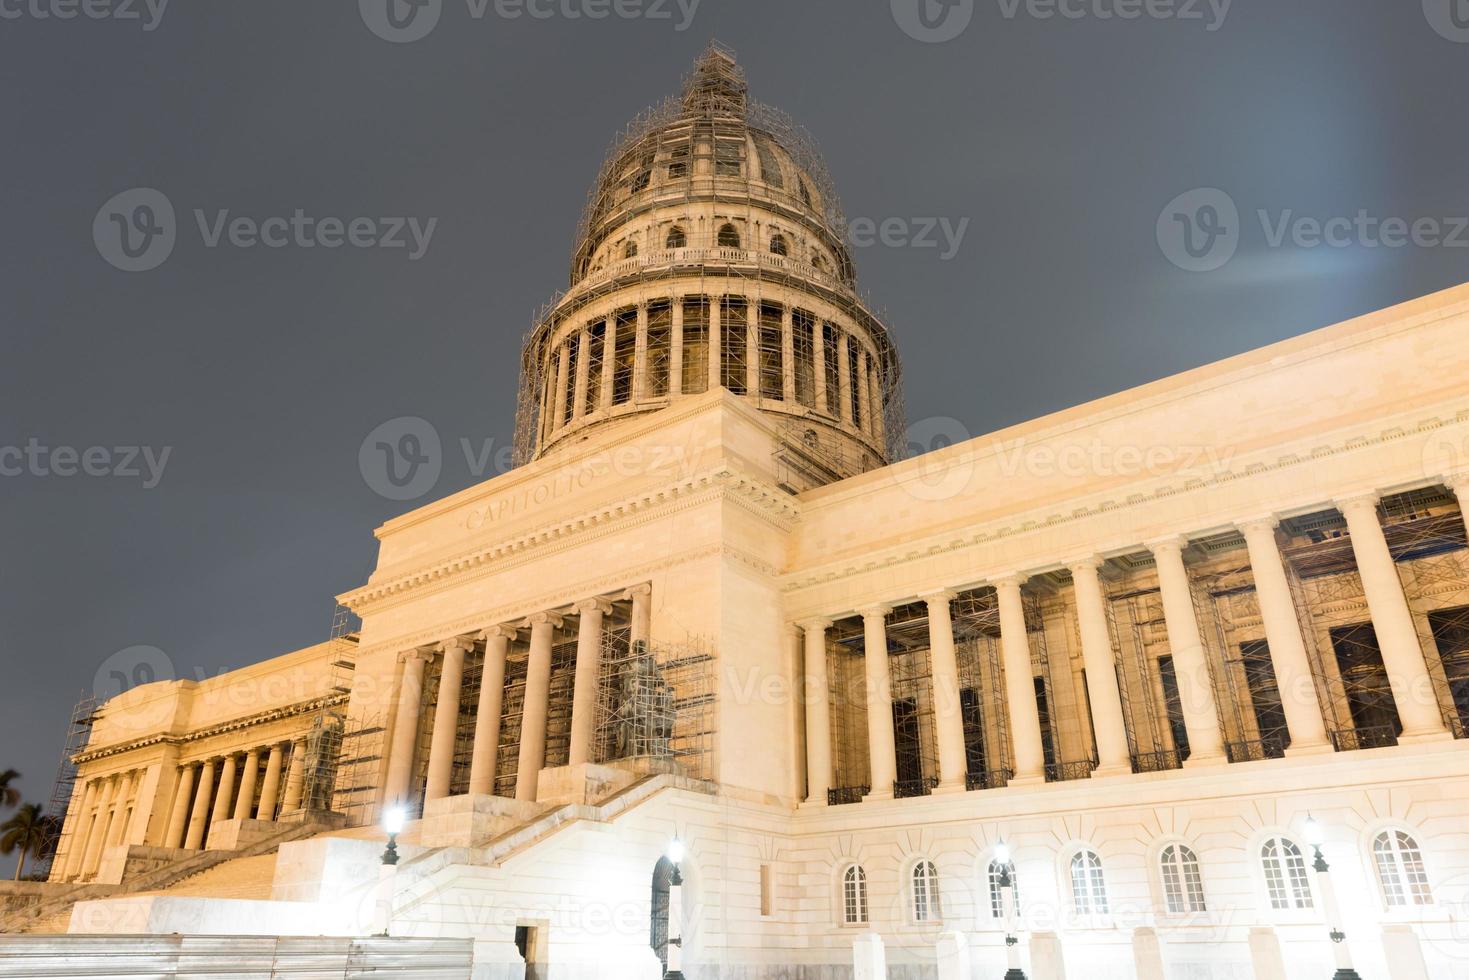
827, 616, 871, 804
593, 626, 716, 781
884, 603, 940, 798
39, 693, 99, 879
511, 43, 906, 473
952, 589, 1012, 789
1105, 576, 1183, 772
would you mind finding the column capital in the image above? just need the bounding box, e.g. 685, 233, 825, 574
624, 583, 653, 600
575, 597, 615, 616
243, 746, 261, 759
441, 636, 477, 656
399, 646, 437, 665
291, 734, 308, 747
920, 590, 957, 607
525, 611, 565, 629
991, 572, 1028, 590
1236, 514, 1283, 536
1443, 471, 1469, 494
1144, 534, 1192, 556
797, 617, 834, 634
1334, 492, 1383, 514
1065, 555, 1105, 575
857, 604, 892, 621
479, 624, 520, 643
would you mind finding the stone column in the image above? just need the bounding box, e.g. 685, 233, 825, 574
163, 766, 195, 850
1070, 558, 1133, 776
572, 327, 591, 421
256, 743, 285, 821
837, 332, 853, 424
860, 606, 897, 800
629, 584, 652, 649
744, 296, 760, 396
801, 619, 834, 804
184, 759, 216, 849
80, 777, 118, 876
1238, 517, 1332, 753
550, 342, 570, 430
670, 298, 684, 397
923, 591, 968, 792
383, 647, 433, 806
812, 320, 829, 414
707, 304, 721, 394
281, 736, 309, 813
209, 754, 238, 826
569, 599, 612, 767
1337, 494, 1450, 740
63, 780, 99, 878
781, 303, 796, 402
425, 638, 474, 801
516, 613, 562, 802
601, 314, 617, 412
634, 301, 650, 400
1149, 537, 1227, 765
996, 577, 1047, 782
105, 772, 136, 848
469, 626, 515, 796
857, 349, 872, 433
232, 749, 261, 821
868, 361, 886, 451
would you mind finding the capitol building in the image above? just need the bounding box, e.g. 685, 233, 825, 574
7, 44, 1469, 980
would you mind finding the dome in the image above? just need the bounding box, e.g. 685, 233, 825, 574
515, 44, 902, 485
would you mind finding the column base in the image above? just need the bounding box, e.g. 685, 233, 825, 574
1398, 729, 1455, 745
1332, 971, 1363, 980
1284, 741, 1335, 758
798, 796, 830, 810
1091, 763, 1133, 779
931, 779, 968, 796
1003, 970, 1029, 980
861, 789, 894, 803
1007, 773, 1046, 788
1181, 752, 1228, 770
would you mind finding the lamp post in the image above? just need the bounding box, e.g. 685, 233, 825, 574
665, 837, 686, 980
995, 840, 1027, 980
1303, 815, 1362, 980
374, 805, 406, 937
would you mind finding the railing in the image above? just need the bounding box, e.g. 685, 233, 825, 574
827, 785, 869, 806
573, 246, 850, 298
893, 777, 940, 800
1044, 760, 1097, 783
1330, 726, 1399, 752
1225, 736, 1288, 763
1130, 750, 1183, 774
965, 768, 1013, 791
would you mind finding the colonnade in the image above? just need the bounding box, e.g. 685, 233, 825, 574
58, 765, 149, 881
799, 485, 1463, 804
160, 736, 308, 852
383, 585, 652, 810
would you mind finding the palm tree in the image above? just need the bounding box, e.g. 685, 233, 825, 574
0, 770, 20, 809
0, 804, 46, 880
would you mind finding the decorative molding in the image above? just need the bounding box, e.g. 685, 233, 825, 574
73, 694, 343, 766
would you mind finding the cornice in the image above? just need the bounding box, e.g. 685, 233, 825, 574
342, 467, 798, 616
74, 694, 344, 766
781, 408, 1469, 595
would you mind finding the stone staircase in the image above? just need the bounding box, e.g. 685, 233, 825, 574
133, 851, 280, 900
0, 820, 329, 935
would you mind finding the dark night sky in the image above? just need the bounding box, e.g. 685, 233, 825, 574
3, 0, 1468, 810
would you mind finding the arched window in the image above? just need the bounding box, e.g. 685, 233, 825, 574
841, 865, 868, 925
650, 857, 673, 969
624, 240, 639, 259
911, 860, 940, 922
987, 859, 1020, 919
1160, 844, 1207, 914
811, 253, 827, 272
1374, 830, 1432, 907
799, 178, 813, 207
666, 226, 687, 249
769, 234, 789, 256
1260, 837, 1314, 910
1070, 850, 1109, 914
717, 223, 741, 248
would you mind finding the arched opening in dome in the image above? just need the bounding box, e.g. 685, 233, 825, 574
717, 224, 741, 248
811, 253, 827, 272
666, 227, 687, 249
625, 240, 639, 259
769, 234, 789, 257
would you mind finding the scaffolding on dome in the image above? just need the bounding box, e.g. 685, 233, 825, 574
510, 42, 906, 473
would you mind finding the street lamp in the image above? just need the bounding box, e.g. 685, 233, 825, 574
1303, 815, 1362, 980
665, 837, 686, 980
374, 805, 407, 936
994, 840, 1027, 980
